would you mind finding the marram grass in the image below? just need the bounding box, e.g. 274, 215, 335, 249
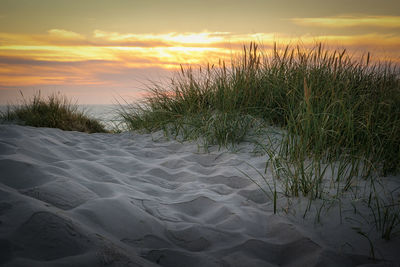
1, 92, 108, 133
120, 42, 399, 180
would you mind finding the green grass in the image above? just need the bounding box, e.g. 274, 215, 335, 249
119, 41, 399, 208
1, 92, 109, 133
367, 180, 400, 240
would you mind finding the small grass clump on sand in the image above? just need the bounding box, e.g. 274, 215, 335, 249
1, 92, 108, 133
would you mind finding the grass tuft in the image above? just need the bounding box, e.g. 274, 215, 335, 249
1, 91, 109, 133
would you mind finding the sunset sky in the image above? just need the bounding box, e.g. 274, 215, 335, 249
0, 0, 399, 104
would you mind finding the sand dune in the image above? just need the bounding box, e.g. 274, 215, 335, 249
0, 125, 399, 266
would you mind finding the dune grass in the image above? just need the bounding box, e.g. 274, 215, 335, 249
119, 42, 400, 230
120, 42, 399, 178
119, 42, 400, 234
1, 92, 108, 133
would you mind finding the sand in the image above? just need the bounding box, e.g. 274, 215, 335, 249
0, 124, 399, 267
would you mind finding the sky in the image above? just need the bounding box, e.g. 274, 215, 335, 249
0, 0, 399, 104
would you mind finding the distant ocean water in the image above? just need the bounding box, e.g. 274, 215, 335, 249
0, 104, 124, 130
79, 104, 123, 129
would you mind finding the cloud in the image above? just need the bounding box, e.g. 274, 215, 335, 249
48, 29, 86, 40
291, 15, 400, 28
0, 56, 113, 66
92, 30, 226, 44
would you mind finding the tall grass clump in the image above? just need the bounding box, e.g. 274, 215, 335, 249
1, 92, 108, 133
120, 42, 400, 195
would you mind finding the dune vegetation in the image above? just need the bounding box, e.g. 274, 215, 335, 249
120, 42, 399, 176
119, 42, 400, 241
1, 92, 108, 133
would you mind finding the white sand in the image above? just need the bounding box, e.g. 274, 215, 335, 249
0, 125, 399, 267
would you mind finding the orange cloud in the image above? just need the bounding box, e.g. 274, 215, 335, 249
291, 15, 400, 28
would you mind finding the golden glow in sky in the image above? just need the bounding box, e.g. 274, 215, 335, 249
0, 0, 399, 104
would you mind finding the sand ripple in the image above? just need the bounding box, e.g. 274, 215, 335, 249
0, 125, 394, 266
